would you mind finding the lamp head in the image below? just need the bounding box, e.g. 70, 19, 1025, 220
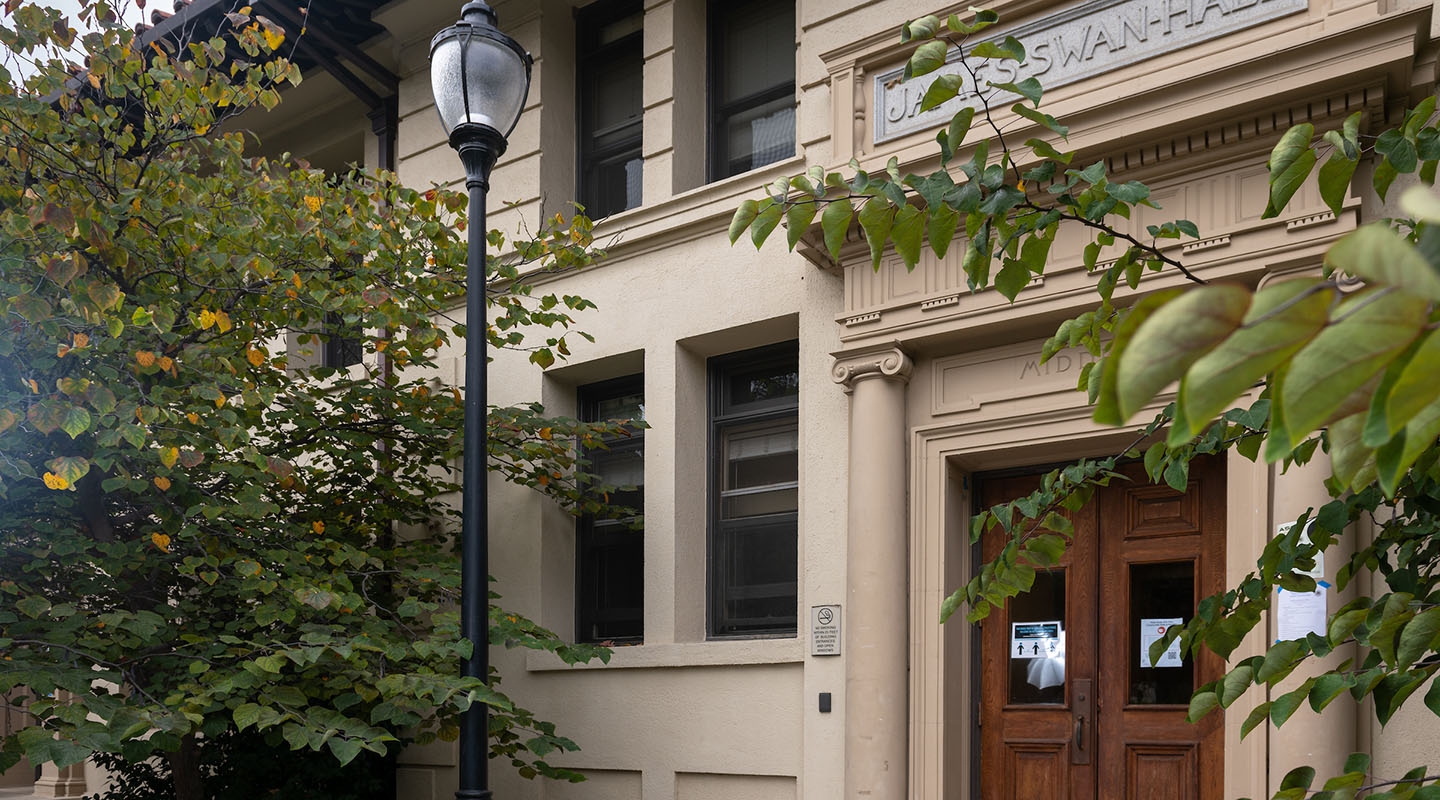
429, 2, 533, 146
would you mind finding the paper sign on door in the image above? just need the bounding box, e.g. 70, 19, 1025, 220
1139, 618, 1184, 668
1010, 621, 1062, 659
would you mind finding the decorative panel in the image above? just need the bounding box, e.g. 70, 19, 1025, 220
1126, 743, 1198, 800
1005, 741, 1068, 800
1124, 484, 1201, 540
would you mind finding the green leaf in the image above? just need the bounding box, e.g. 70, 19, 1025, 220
1270, 682, 1312, 727
60, 406, 91, 439
1264, 123, 1316, 218
785, 201, 818, 252
1219, 663, 1254, 707
1113, 285, 1251, 422
728, 199, 758, 245
327, 737, 364, 766
992, 77, 1043, 105
858, 196, 894, 270
919, 73, 963, 113
994, 260, 1031, 301
1172, 279, 1328, 444
1396, 607, 1440, 668
1384, 328, 1440, 437
234, 703, 261, 731
750, 202, 782, 249
1011, 103, 1070, 138
821, 198, 854, 261
1308, 673, 1354, 713
1317, 153, 1357, 217
1186, 689, 1219, 723
1281, 289, 1429, 445
1325, 223, 1440, 302
1257, 639, 1303, 684
928, 205, 961, 260
947, 107, 976, 150
906, 40, 948, 79
17, 596, 51, 618
891, 205, 925, 269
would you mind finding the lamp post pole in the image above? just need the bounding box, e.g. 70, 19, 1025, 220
429, 5, 532, 800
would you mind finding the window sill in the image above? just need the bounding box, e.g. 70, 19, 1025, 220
524, 637, 803, 672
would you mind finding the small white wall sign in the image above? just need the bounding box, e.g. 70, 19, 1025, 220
811, 605, 841, 656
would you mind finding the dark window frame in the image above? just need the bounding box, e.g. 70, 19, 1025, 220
577, 0, 644, 219
322, 312, 364, 370
708, 341, 799, 638
575, 373, 645, 644
706, 0, 797, 182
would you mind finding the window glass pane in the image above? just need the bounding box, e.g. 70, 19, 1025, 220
723, 488, 797, 519
577, 375, 644, 643
592, 446, 644, 489
716, 517, 797, 633
579, 0, 643, 217
595, 388, 644, 425
726, 361, 799, 410
1008, 570, 1066, 705
719, 1, 793, 102
1130, 561, 1195, 705
722, 101, 794, 177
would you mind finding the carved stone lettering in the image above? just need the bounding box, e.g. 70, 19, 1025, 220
874, 0, 1307, 142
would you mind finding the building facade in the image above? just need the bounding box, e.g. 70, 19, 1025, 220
260, 1, 1440, 798
11, 0, 1440, 798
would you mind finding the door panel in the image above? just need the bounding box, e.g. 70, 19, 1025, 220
978, 458, 1224, 800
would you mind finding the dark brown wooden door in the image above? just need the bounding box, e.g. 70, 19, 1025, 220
979, 458, 1225, 800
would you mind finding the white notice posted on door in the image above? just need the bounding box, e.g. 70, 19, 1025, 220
1139, 618, 1184, 668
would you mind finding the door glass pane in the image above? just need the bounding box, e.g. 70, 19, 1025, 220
1129, 561, 1195, 705
1008, 570, 1066, 705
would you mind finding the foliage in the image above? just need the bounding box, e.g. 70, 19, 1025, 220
732, 8, 1440, 797
0, 3, 638, 798
85, 730, 394, 800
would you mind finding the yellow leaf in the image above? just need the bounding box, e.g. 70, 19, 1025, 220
215, 394, 227, 409
135, 350, 156, 368
292, 273, 303, 289
154, 476, 171, 490
160, 447, 179, 468
87, 72, 100, 89
195, 124, 210, 136
304, 195, 321, 213
186, 413, 200, 425
246, 348, 265, 367
42, 472, 70, 490
158, 356, 175, 373
25, 378, 37, 393
56, 344, 71, 358
539, 427, 552, 440
215, 310, 232, 333
197, 309, 217, 330
150, 532, 171, 553
311, 520, 325, 535
72, 333, 89, 348
374, 340, 388, 353
262, 25, 284, 50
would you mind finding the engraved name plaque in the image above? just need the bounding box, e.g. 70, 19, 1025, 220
873, 0, 1307, 143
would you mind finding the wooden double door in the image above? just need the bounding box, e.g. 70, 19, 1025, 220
978, 457, 1226, 800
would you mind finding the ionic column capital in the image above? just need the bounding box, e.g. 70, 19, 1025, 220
831, 342, 913, 390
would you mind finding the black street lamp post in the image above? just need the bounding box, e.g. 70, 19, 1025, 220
429, 5, 532, 800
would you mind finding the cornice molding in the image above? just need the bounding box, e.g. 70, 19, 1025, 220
832, 342, 914, 390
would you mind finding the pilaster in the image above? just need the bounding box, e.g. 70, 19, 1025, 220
832, 341, 912, 800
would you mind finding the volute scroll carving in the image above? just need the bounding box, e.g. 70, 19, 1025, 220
832, 342, 913, 390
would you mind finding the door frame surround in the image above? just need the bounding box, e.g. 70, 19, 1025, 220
905, 387, 1271, 800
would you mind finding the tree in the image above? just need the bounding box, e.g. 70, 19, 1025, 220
0, 3, 635, 798
732, 9, 1440, 797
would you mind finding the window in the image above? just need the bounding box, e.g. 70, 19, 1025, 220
708, 0, 795, 181
709, 342, 798, 637
576, 375, 645, 643
578, 0, 644, 218
322, 312, 363, 370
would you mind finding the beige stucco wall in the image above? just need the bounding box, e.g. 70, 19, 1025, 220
227, 0, 1440, 798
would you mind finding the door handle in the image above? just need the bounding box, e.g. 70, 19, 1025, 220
1071, 678, 1092, 765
